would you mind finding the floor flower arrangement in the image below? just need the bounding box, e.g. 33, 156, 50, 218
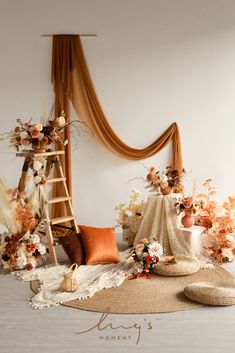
195, 180, 235, 263
130, 238, 163, 279
0, 180, 46, 271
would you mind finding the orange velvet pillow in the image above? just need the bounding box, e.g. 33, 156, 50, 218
79, 225, 120, 265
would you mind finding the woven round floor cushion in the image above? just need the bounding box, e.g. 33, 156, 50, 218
184, 282, 235, 306
153, 256, 200, 277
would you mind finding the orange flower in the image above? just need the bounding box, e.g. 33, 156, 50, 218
19, 191, 27, 199
25, 263, 33, 271
139, 238, 149, 244
50, 131, 61, 141
150, 166, 157, 173
15, 203, 36, 232
222, 202, 230, 211
228, 196, 235, 209
146, 173, 153, 182
26, 244, 36, 253
41, 136, 48, 145
200, 217, 213, 229
30, 127, 41, 139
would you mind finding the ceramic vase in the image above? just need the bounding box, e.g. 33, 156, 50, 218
181, 211, 195, 228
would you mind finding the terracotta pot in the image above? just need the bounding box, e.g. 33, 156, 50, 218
161, 186, 173, 195
32, 143, 48, 153
181, 213, 195, 228
173, 185, 184, 194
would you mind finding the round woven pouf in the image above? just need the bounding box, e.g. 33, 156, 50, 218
153, 256, 200, 277
184, 282, 235, 306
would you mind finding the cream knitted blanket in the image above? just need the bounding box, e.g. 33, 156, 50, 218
15, 249, 133, 309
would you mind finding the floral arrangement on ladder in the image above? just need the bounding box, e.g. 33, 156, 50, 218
1, 114, 69, 152
0, 112, 85, 271
0, 113, 89, 186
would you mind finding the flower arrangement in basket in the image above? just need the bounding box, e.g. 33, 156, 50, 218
0, 180, 47, 271
130, 238, 163, 279
146, 166, 185, 195
115, 189, 146, 246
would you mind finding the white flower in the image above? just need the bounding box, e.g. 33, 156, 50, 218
226, 234, 234, 242
2, 260, 10, 270
20, 131, 29, 139
35, 124, 43, 131
27, 256, 37, 269
29, 233, 40, 244
221, 248, 234, 262
34, 175, 42, 184
33, 160, 42, 171
159, 173, 168, 182
57, 116, 65, 127
148, 241, 163, 257
36, 243, 47, 255
15, 250, 27, 269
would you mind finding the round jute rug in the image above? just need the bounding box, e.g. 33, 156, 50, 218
31, 266, 234, 314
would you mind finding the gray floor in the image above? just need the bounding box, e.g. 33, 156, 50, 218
1, 235, 235, 353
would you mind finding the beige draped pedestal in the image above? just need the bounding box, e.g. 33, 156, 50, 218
134, 194, 195, 257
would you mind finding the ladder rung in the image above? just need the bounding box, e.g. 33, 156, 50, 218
51, 216, 76, 225
16, 150, 65, 157
48, 196, 71, 204
46, 177, 66, 183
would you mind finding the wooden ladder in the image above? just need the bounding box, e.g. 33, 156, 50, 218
17, 150, 78, 264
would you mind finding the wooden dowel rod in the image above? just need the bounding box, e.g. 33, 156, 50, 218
41, 34, 97, 37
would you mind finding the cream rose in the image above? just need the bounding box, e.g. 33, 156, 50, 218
34, 175, 42, 184
20, 131, 29, 139
33, 160, 42, 171
57, 116, 65, 127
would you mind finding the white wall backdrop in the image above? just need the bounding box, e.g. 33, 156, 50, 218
1, 0, 235, 226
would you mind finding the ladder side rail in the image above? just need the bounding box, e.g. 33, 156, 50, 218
54, 155, 78, 233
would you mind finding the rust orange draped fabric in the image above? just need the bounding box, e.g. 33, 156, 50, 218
51, 35, 183, 209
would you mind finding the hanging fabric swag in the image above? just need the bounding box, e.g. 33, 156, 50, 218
51, 35, 183, 201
